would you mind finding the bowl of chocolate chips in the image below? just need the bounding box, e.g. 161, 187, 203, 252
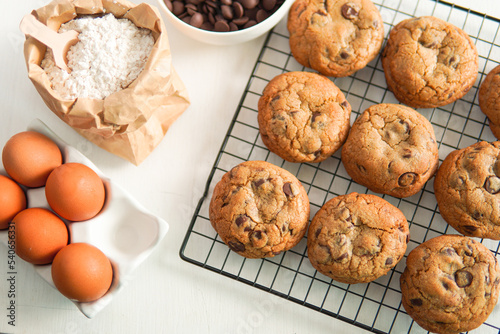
157, 0, 293, 45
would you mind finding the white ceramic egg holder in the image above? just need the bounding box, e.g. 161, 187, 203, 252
0, 119, 169, 318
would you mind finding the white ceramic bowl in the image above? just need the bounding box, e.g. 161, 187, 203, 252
0, 119, 169, 318
157, 0, 294, 45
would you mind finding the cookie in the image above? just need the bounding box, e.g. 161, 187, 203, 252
209, 160, 310, 258
341, 103, 439, 198
287, 0, 384, 77
307, 192, 409, 284
400, 235, 500, 334
479, 64, 500, 139
434, 141, 500, 240
258, 71, 351, 163
382, 16, 478, 108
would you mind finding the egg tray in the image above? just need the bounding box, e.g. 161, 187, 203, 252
180, 0, 500, 333
0, 119, 169, 319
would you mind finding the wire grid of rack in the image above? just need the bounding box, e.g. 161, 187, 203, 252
180, 0, 500, 333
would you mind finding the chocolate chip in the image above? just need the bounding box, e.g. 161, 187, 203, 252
336, 253, 349, 261
454, 269, 473, 288
241, 0, 259, 9
402, 149, 412, 158
185, 3, 197, 15
253, 178, 266, 187
235, 215, 248, 227
410, 298, 423, 306
214, 20, 230, 32
190, 12, 204, 28
221, 5, 234, 20
206, 0, 217, 8
312, 112, 321, 123
253, 230, 262, 239
341, 100, 349, 108
262, 0, 276, 11
233, 2, 244, 18
385, 258, 393, 266
472, 211, 483, 220
283, 182, 294, 197
484, 175, 500, 194
172, 1, 185, 15
442, 282, 449, 290
340, 51, 349, 59
336, 234, 347, 246
341, 3, 358, 19
273, 251, 281, 256
448, 55, 460, 69
442, 247, 456, 256
465, 244, 474, 256
256, 9, 269, 22
357, 164, 366, 173
233, 16, 249, 25
164, 0, 173, 11
400, 120, 410, 134
463, 225, 478, 232
406, 234, 410, 243
243, 20, 257, 28
228, 240, 245, 252
398, 172, 417, 187
201, 21, 214, 30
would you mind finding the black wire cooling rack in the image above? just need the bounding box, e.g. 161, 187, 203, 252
180, 0, 500, 332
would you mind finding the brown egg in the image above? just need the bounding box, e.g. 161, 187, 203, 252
13, 208, 69, 265
51, 243, 113, 302
2, 131, 62, 188
0, 175, 26, 229
45, 163, 105, 221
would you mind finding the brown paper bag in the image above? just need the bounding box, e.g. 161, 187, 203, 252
23, 0, 190, 165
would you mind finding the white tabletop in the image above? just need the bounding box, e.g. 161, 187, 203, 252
1, 0, 500, 333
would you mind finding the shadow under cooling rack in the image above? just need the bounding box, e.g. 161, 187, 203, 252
180, 0, 500, 333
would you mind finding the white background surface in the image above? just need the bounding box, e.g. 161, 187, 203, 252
1, 0, 500, 333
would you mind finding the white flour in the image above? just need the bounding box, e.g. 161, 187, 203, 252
41, 14, 154, 100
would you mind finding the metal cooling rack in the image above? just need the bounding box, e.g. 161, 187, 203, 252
180, 0, 500, 333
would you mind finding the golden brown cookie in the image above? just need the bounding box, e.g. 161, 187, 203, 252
434, 141, 500, 240
287, 0, 384, 77
479, 64, 500, 138
341, 103, 439, 198
258, 71, 351, 163
209, 160, 310, 258
307, 192, 409, 284
382, 16, 478, 108
400, 235, 500, 334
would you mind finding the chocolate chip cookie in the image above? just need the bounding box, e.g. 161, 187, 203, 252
434, 141, 500, 240
479, 64, 500, 139
307, 192, 409, 284
258, 71, 351, 163
287, 0, 384, 77
382, 16, 478, 108
341, 103, 439, 198
400, 235, 500, 334
209, 160, 310, 258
